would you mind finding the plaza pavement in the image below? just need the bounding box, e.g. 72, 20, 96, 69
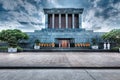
0, 52, 120, 67
0, 69, 120, 80
0, 52, 120, 80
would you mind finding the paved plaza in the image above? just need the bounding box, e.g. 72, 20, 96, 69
0, 69, 120, 80
0, 52, 120, 80
0, 52, 119, 67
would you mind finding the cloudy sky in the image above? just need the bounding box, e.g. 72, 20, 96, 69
0, 0, 120, 32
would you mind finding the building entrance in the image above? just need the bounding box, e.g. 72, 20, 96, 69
60, 40, 70, 48
55, 38, 74, 48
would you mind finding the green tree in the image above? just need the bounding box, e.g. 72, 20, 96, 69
102, 29, 120, 46
91, 38, 97, 45
8, 36, 17, 47
0, 29, 29, 47
34, 39, 40, 45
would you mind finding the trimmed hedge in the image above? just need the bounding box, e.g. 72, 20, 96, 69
0, 46, 8, 51
0, 46, 23, 52
111, 47, 120, 51
17, 46, 23, 52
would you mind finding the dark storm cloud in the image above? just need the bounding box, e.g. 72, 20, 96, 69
0, 3, 5, 11
90, 0, 120, 19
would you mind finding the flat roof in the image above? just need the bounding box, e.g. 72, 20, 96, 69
44, 8, 84, 14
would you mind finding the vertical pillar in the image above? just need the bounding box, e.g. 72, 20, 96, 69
68, 42, 70, 48
45, 14, 48, 28
72, 14, 75, 29
66, 14, 68, 29
79, 14, 82, 28
52, 14, 54, 29
59, 43, 61, 48
59, 14, 61, 29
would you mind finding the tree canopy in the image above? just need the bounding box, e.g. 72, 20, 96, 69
0, 29, 29, 47
91, 38, 98, 45
102, 29, 120, 44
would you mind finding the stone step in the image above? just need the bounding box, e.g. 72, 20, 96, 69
23, 48, 118, 52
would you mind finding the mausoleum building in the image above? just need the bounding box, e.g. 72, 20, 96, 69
25, 8, 104, 49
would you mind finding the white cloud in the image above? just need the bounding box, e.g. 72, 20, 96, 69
47, 0, 62, 8
1, 0, 18, 10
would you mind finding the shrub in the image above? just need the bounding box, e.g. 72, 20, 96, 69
91, 38, 98, 45
34, 39, 40, 45
17, 46, 23, 52
0, 46, 8, 51
0, 46, 23, 52
111, 47, 120, 51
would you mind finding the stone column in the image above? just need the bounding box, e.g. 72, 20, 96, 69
45, 14, 48, 28
59, 43, 61, 48
52, 14, 54, 29
72, 14, 75, 29
79, 14, 82, 28
59, 14, 61, 29
68, 43, 70, 48
66, 14, 68, 29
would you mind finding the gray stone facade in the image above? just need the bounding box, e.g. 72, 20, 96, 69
25, 29, 104, 49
